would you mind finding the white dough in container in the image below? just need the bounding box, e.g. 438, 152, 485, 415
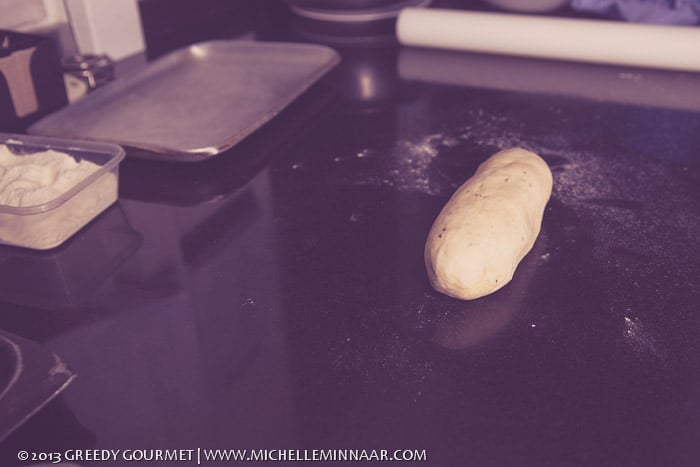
0, 134, 125, 250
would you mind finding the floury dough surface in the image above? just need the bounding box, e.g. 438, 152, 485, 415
424, 148, 553, 300
0, 144, 99, 207
0, 144, 117, 249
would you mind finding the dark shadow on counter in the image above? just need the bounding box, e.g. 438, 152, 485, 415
0, 203, 141, 312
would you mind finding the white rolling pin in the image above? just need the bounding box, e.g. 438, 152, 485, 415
396, 8, 700, 72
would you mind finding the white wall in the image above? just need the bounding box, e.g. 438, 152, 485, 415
0, 0, 144, 60
63, 0, 145, 60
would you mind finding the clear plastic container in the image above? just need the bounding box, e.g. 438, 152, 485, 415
0, 133, 125, 250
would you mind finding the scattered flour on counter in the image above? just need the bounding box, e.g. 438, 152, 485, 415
336, 133, 448, 196
0, 144, 100, 207
386, 133, 446, 195
550, 146, 699, 345
380, 110, 528, 196
454, 110, 525, 151
623, 316, 662, 359
356, 149, 372, 159
551, 148, 700, 270
334, 107, 570, 196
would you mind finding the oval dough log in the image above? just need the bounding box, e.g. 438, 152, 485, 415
425, 147, 553, 300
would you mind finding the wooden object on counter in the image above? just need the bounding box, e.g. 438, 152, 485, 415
0, 30, 68, 132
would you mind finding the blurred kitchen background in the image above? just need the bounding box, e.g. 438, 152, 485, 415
3, 0, 697, 58
2, 0, 697, 74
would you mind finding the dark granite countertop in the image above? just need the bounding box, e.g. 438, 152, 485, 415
1, 3, 699, 466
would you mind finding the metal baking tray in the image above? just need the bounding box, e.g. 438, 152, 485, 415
28, 41, 340, 162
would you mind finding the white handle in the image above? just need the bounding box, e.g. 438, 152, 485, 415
396, 8, 700, 72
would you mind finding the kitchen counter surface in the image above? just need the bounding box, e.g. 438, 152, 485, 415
1, 7, 699, 467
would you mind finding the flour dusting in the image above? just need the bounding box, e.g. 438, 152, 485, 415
336, 132, 455, 196
623, 316, 662, 359
552, 148, 700, 282
385, 133, 445, 195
